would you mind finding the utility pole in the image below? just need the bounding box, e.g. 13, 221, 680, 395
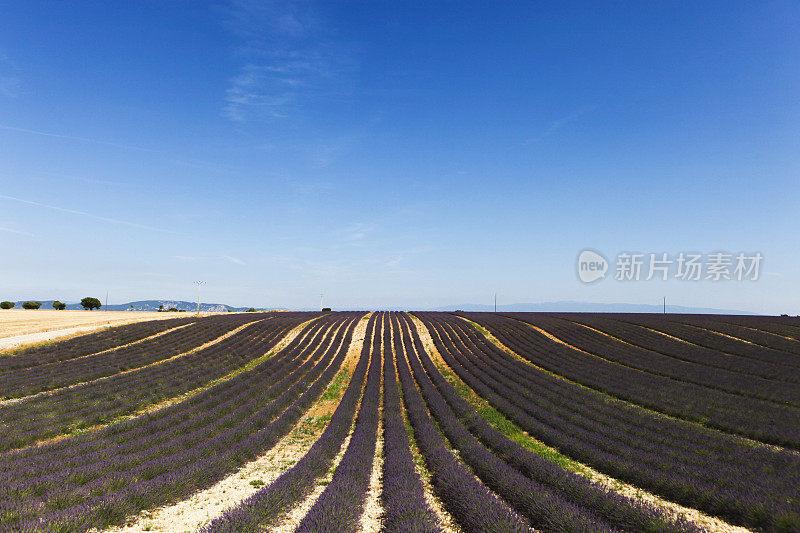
195, 281, 205, 316
320, 293, 323, 311
663, 296, 666, 314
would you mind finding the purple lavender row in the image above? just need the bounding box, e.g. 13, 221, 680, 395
397, 313, 617, 532
422, 313, 800, 532
506, 313, 800, 406
609, 314, 800, 366
439, 314, 800, 527
674, 315, 800, 355
381, 312, 441, 532
0, 313, 265, 398
555, 314, 800, 383
617, 312, 800, 353
547, 312, 800, 353
468, 312, 800, 448
608, 313, 800, 358
3, 315, 340, 512
0, 315, 314, 457
711, 314, 800, 348
2, 316, 340, 494
405, 313, 698, 532
201, 314, 377, 532
9, 313, 363, 531
17, 313, 357, 531
0, 314, 337, 482
394, 315, 532, 533
0, 315, 198, 370
0, 314, 312, 452
293, 312, 384, 532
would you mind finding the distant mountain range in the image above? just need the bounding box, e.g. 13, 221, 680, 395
10, 300, 253, 312
433, 301, 758, 314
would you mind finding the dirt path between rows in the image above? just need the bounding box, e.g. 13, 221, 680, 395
400, 314, 463, 533
448, 315, 752, 533
105, 314, 370, 533
358, 314, 384, 533
0, 320, 263, 410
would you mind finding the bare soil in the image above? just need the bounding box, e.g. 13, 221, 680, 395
0, 310, 214, 351
450, 315, 752, 533
401, 315, 463, 533
104, 314, 371, 532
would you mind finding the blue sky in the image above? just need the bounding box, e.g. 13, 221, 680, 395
1, 1, 798, 313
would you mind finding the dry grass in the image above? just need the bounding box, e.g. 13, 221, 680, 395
0, 310, 224, 352
0, 309, 202, 337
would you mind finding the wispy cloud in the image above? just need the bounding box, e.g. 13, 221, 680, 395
142, 272, 176, 278
0, 53, 20, 98
523, 106, 593, 145
0, 125, 244, 175
224, 65, 295, 121
0, 226, 34, 237
312, 133, 360, 167
0, 194, 176, 234
172, 254, 247, 265
384, 256, 403, 268
340, 222, 372, 244
221, 0, 356, 122
266, 246, 421, 279
78, 177, 127, 186
288, 178, 335, 197
0, 124, 159, 153
0, 77, 20, 98
31, 170, 130, 187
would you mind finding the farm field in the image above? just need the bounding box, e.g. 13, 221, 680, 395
0, 310, 213, 351
1, 311, 799, 532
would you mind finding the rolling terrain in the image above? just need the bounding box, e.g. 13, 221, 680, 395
1, 311, 798, 532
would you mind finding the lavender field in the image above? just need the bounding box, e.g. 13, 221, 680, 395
1, 311, 798, 532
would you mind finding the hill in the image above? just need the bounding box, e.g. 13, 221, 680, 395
435, 301, 757, 314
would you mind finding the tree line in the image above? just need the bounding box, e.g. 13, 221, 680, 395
0, 297, 103, 310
